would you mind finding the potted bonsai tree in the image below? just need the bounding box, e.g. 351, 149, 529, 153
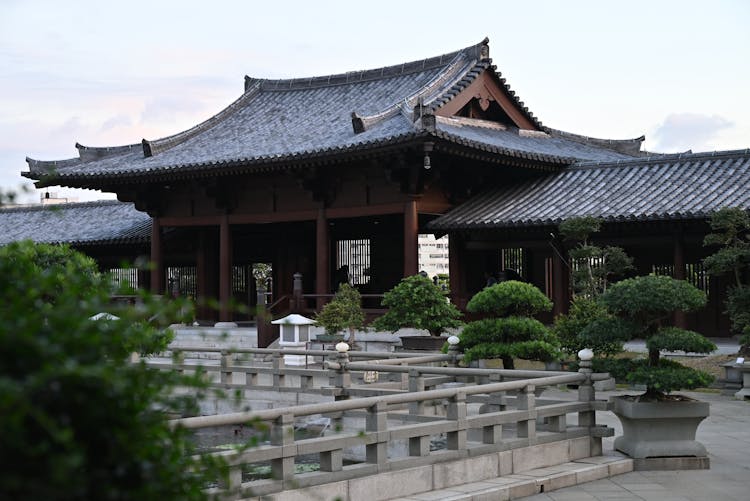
456, 281, 560, 369
597, 274, 717, 460
314, 283, 365, 348
372, 274, 462, 350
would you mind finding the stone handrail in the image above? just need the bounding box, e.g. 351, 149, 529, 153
160, 348, 606, 500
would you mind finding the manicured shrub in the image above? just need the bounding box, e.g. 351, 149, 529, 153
457, 281, 559, 368
598, 274, 715, 396
372, 274, 462, 337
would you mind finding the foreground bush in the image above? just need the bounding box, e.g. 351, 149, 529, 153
0, 241, 223, 500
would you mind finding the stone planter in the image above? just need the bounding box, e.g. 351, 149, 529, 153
611, 396, 709, 459
400, 336, 447, 351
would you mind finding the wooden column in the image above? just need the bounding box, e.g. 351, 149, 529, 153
449, 234, 468, 309
552, 247, 570, 318
150, 217, 164, 294
673, 232, 687, 328
219, 215, 232, 322
403, 198, 419, 277
316, 208, 330, 309
195, 229, 208, 320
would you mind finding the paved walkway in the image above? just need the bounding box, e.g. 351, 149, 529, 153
520, 389, 750, 501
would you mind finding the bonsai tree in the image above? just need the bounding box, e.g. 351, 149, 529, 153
559, 216, 633, 298
457, 281, 559, 368
598, 274, 716, 398
315, 283, 366, 346
0, 241, 222, 500
372, 274, 462, 337
554, 217, 633, 360
703, 207, 750, 355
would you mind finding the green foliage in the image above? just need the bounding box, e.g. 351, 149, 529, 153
0, 241, 223, 500
646, 327, 717, 355
560, 217, 633, 297
625, 359, 714, 394
315, 283, 365, 336
599, 274, 707, 334
597, 274, 714, 394
703, 208, 750, 353
466, 280, 552, 317
553, 298, 625, 358
372, 274, 462, 337
559, 216, 601, 242
458, 282, 559, 368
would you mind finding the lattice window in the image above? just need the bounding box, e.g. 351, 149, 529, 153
166, 266, 197, 298
336, 239, 371, 286
500, 248, 526, 279
108, 267, 139, 290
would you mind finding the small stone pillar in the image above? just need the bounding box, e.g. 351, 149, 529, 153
577, 348, 601, 455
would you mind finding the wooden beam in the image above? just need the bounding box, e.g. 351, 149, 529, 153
434, 71, 538, 130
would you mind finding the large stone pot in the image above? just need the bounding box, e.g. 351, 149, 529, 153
611, 396, 709, 458
400, 336, 447, 351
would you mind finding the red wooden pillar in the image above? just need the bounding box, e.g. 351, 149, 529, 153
219, 215, 232, 322
404, 198, 419, 277
195, 229, 208, 320
673, 232, 687, 328
316, 208, 330, 309
552, 248, 570, 318
449, 234, 468, 310
150, 217, 164, 294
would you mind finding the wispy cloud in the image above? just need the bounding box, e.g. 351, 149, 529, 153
652, 113, 734, 153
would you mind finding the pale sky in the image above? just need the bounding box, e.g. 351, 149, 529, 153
1, 0, 748, 202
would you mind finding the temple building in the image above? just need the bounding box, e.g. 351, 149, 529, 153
14, 38, 750, 342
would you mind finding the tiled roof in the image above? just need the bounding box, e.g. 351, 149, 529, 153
24, 39, 638, 187
428, 149, 750, 230
0, 200, 151, 246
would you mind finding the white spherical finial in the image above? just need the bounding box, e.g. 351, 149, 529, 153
335, 342, 350, 353
447, 335, 460, 346
578, 348, 594, 361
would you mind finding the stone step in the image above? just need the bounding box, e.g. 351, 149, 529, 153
386, 454, 633, 501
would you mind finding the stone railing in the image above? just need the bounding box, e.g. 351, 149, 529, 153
161, 348, 611, 500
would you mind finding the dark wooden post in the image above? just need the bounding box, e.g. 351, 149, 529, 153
403, 198, 419, 277
552, 247, 570, 318
316, 208, 330, 309
673, 232, 687, 328
150, 216, 164, 294
219, 215, 232, 322
448, 233, 468, 309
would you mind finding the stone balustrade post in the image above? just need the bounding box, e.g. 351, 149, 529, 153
516, 384, 536, 440
220, 350, 233, 385
408, 369, 425, 415
172, 349, 185, 375
577, 348, 601, 455
366, 401, 388, 466
273, 351, 286, 389
447, 390, 467, 450
271, 413, 295, 481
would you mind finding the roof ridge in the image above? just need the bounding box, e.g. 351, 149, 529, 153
571, 148, 750, 170
25, 156, 81, 173
544, 126, 644, 156
142, 82, 263, 157
351, 52, 479, 134
0, 199, 125, 214
75, 143, 142, 162
254, 38, 489, 92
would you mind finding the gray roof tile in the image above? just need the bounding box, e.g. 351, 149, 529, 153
0, 200, 151, 246
24, 39, 639, 186
429, 150, 750, 229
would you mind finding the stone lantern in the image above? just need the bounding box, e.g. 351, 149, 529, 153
272, 313, 316, 366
